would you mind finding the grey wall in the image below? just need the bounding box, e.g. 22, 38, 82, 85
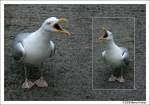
4, 4, 145, 101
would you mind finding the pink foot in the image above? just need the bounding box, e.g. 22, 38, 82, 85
116, 76, 125, 83
34, 77, 48, 87
108, 74, 117, 82
22, 79, 34, 88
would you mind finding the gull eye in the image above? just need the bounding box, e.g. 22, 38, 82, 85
47, 22, 51, 25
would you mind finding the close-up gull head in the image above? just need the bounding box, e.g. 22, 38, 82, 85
40, 17, 71, 36
99, 27, 113, 41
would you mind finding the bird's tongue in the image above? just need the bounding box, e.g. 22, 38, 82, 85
102, 31, 108, 38
54, 24, 63, 30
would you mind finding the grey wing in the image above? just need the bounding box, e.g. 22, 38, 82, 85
13, 42, 25, 61
120, 47, 129, 65
49, 41, 55, 57
12, 33, 30, 61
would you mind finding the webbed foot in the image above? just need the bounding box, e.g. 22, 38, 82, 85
22, 79, 34, 88
108, 74, 117, 82
34, 77, 48, 87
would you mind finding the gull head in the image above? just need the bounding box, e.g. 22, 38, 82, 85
99, 27, 113, 41
41, 17, 71, 36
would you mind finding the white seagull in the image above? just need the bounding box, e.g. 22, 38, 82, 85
13, 17, 71, 88
99, 28, 129, 82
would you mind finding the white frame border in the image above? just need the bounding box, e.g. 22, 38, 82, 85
0, 0, 149, 105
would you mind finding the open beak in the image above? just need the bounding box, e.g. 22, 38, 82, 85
99, 27, 108, 40
54, 18, 71, 36
99, 36, 103, 40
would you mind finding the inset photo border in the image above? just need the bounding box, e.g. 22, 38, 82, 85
92, 17, 135, 90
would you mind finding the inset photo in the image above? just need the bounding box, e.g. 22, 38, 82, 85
92, 17, 135, 89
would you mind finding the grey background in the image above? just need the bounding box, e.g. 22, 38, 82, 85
4, 4, 146, 101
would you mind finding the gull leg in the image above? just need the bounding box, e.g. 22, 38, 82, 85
22, 66, 34, 88
108, 74, 117, 82
34, 65, 48, 87
116, 68, 125, 83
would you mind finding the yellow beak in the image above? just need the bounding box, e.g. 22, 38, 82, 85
99, 37, 103, 40
99, 27, 107, 40
56, 18, 71, 36
58, 18, 68, 23
102, 27, 107, 31
56, 29, 71, 36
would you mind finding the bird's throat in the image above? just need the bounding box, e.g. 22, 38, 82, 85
36, 29, 52, 42
104, 40, 118, 50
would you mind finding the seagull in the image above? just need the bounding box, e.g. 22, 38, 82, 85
99, 27, 129, 82
13, 17, 71, 88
